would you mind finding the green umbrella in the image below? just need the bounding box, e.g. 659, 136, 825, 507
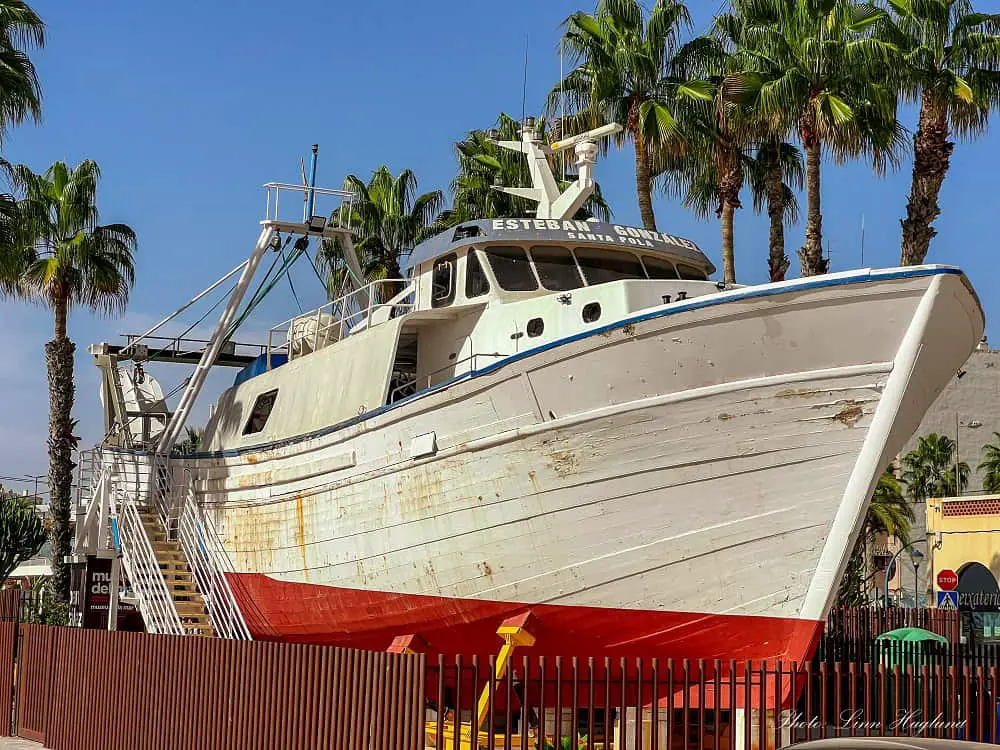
875, 627, 950, 644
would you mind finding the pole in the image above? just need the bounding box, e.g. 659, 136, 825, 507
913, 560, 920, 608
955, 411, 960, 496
884, 538, 927, 609
156, 225, 277, 456
306, 144, 319, 220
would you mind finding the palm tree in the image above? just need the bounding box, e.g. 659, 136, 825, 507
837, 469, 913, 606
2, 160, 137, 602
977, 432, 1000, 493
751, 138, 803, 282
878, 1, 1000, 265
321, 166, 443, 300
901, 432, 970, 502
549, 0, 692, 230
657, 128, 801, 285
0, 0, 43, 143
731, 0, 904, 276
175, 426, 203, 456
442, 113, 611, 226
0, 488, 46, 582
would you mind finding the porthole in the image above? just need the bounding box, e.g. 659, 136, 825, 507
582, 302, 601, 323
527, 318, 544, 337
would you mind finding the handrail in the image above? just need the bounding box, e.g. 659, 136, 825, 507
265, 277, 417, 369
94, 451, 184, 635
176, 471, 251, 639
388, 352, 510, 403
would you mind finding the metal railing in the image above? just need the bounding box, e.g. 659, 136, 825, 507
84, 451, 184, 635
77, 448, 250, 639
176, 473, 251, 639
266, 277, 417, 368
388, 352, 510, 403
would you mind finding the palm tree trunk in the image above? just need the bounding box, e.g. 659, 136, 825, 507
47, 297, 75, 603
720, 201, 736, 285
629, 100, 657, 231
798, 131, 827, 276
717, 149, 742, 285
633, 136, 657, 231
900, 91, 953, 266
763, 145, 789, 282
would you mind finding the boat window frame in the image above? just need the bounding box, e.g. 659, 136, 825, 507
431, 253, 458, 308
527, 244, 586, 291
464, 248, 490, 299
571, 246, 648, 286
676, 262, 709, 281
243, 389, 278, 436
483, 245, 540, 292
639, 254, 681, 280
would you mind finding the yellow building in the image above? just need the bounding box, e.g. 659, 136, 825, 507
926, 493, 1000, 643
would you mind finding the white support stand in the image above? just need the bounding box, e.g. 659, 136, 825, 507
156, 225, 277, 456
493, 121, 621, 220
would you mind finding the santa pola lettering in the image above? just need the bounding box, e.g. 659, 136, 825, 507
490, 219, 698, 251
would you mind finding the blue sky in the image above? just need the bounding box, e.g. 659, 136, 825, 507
1, 0, 998, 483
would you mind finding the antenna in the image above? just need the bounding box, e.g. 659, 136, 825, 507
860, 213, 865, 267
560, 37, 566, 181
521, 34, 528, 133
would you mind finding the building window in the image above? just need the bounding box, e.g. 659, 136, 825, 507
243, 390, 278, 435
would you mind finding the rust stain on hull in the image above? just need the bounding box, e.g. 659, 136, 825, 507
294, 494, 310, 581
833, 405, 864, 427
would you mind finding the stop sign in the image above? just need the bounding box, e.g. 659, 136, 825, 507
937, 569, 958, 591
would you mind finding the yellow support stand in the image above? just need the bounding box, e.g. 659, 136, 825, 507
418, 611, 540, 749
476, 613, 536, 731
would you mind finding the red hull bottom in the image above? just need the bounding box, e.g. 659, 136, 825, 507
228, 573, 823, 665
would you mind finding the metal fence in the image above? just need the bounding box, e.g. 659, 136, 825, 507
9, 624, 426, 750
824, 606, 961, 645
1, 599, 1000, 749
424, 653, 1000, 750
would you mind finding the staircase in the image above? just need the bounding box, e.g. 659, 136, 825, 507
140, 510, 214, 637
76, 448, 250, 640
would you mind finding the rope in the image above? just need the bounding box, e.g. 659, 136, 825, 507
281, 245, 303, 313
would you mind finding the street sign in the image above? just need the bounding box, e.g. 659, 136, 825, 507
937, 590, 959, 609
937, 569, 959, 591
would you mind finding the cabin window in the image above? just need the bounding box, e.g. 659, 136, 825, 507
465, 249, 490, 298
573, 247, 645, 285
243, 389, 278, 435
529, 245, 584, 291
527, 317, 544, 337
641, 255, 680, 280
431, 254, 458, 308
485, 246, 538, 292
676, 263, 708, 281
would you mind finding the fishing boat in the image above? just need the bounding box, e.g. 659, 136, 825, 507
75, 120, 984, 668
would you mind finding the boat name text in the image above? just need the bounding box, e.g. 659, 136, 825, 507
490, 219, 698, 250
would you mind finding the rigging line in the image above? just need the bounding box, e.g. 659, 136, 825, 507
303, 239, 328, 290
280, 245, 303, 313
226, 237, 307, 338
144, 281, 239, 363
225, 236, 294, 337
